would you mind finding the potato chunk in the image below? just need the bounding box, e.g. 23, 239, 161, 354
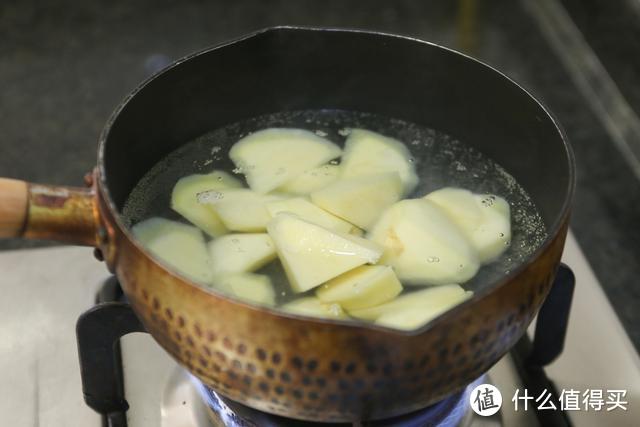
376, 299, 470, 330
208, 234, 276, 275
349, 284, 471, 321
375, 287, 472, 330
229, 128, 341, 193
132, 218, 213, 283
316, 265, 402, 310
266, 197, 361, 235
267, 214, 383, 292
170, 171, 242, 237
278, 164, 340, 195
425, 187, 511, 263
341, 129, 418, 195
368, 199, 480, 285
211, 273, 275, 306
311, 173, 403, 230
200, 189, 286, 232
281, 297, 347, 319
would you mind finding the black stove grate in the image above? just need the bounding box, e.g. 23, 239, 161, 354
76, 264, 574, 427
76, 278, 145, 427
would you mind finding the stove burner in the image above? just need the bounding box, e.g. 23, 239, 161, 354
192, 375, 484, 427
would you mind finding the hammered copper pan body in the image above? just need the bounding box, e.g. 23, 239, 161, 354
0, 28, 574, 422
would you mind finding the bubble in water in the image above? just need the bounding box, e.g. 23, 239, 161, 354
329, 159, 339, 165
454, 161, 467, 171
408, 157, 415, 164
338, 128, 351, 136
427, 256, 440, 263
499, 233, 505, 238
411, 139, 420, 146
481, 197, 495, 207
210, 146, 222, 155
314, 130, 328, 137
203, 159, 213, 166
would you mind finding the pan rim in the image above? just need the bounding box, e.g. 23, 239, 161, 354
96, 26, 576, 336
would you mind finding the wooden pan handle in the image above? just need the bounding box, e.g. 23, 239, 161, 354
0, 177, 99, 246
0, 178, 29, 237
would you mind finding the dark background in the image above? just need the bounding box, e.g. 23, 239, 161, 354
1, 0, 639, 349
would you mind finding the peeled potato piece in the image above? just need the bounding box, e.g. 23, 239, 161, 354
266, 197, 361, 235
425, 187, 511, 263
200, 189, 286, 232
376, 299, 469, 330
211, 273, 276, 306
341, 129, 419, 195
171, 171, 243, 237
267, 214, 383, 293
278, 164, 340, 195
311, 173, 403, 230
281, 297, 347, 319
132, 218, 213, 284
349, 284, 471, 321
229, 128, 342, 194
208, 234, 276, 275
368, 199, 480, 285
316, 265, 403, 310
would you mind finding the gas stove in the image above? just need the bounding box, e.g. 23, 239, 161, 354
0, 232, 638, 426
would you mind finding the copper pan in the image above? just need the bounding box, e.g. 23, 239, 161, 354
0, 27, 574, 422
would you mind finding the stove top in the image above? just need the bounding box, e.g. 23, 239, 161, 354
1, 232, 638, 426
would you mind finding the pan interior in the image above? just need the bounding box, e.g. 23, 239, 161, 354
122, 109, 547, 301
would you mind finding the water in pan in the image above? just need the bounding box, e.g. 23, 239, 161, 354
123, 109, 547, 302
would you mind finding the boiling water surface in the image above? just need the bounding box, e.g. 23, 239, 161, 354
123, 110, 547, 305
